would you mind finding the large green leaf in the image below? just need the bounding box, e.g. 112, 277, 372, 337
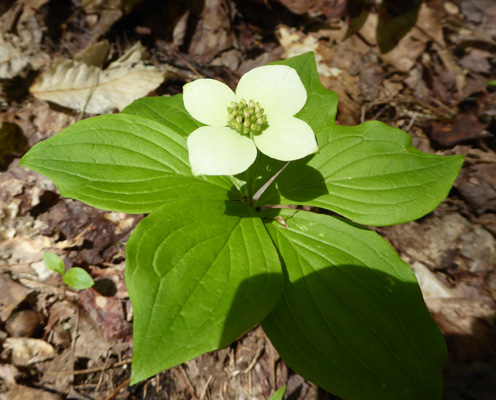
122, 94, 200, 137
126, 199, 282, 384
20, 109, 234, 213
258, 121, 464, 225
121, 95, 234, 194
261, 209, 446, 400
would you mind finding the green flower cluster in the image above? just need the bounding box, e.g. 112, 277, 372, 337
227, 99, 267, 136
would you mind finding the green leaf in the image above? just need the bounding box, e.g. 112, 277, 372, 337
243, 52, 340, 202
258, 121, 464, 225
43, 251, 65, 275
122, 95, 235, 192
122, 94, 201, 136
262, 209, 446, 400
126, 199, 282, 384
268, 385, 286, 400
63, 267, 94, 290
488, 79, 496, 87
20, 107, 234, 213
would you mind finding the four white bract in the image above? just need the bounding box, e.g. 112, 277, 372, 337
183, 65, 318, 176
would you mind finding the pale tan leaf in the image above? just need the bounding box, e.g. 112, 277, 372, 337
29, 42, 168, 114
4, 338, 55, 365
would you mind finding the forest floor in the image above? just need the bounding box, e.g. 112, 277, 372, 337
0, 0, 495, 399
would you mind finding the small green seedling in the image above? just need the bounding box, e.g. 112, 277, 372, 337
43, 251, 94, 290
268, 386, 286, 400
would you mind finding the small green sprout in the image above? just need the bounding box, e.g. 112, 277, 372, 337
268, 386, 286, 400
43, 251, 94, 290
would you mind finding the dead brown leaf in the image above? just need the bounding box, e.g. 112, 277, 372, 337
4, 337, 55, 365
0, 384, 62, 400
0, 274, 31, 322
188, 0, 235, 65
30, 42, 169, 114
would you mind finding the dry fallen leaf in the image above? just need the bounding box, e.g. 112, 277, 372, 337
4, 337, 55, 365
30, 42, 171, 114
410, 260, 455, 299
0, 274, 31, 322
0, 2, 49, 79
0, 384, 62, 400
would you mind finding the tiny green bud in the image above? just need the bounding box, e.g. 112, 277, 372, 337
226, 98, 268, 135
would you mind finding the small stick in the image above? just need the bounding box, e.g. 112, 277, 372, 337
103, 377, 131, 400
174, 368, 198, 400
166, 44, 203, 79
45, 358, 132, 375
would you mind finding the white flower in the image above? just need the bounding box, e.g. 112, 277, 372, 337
183, 65, 318, 176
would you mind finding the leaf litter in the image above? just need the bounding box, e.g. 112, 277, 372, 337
30, 42, 172, 114
1, 0, 495, 398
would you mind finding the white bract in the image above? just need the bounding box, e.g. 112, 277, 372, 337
183, 65, 318, 176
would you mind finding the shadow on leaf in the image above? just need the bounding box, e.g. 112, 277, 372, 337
270, 159, 328, 203
218, 272, 283, 350
261, 263, 445, 400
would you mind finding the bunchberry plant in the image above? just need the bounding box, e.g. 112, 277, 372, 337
44, 251, 94, 290
21, 53, 463, 400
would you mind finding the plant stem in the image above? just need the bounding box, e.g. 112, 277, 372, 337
252, 162, 289, 206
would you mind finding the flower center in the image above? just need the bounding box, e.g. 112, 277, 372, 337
227, 99, 267, 136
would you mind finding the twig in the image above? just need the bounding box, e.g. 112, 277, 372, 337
103, 377, 130, 400
405, 111, 418, 132
414, 24, 445, 49
78, 72, 100, 121
165, 44, 203, 79
229, 343, 264, 377
199, 375, 213, 400
174, 367, 198, 399
45, 358, 132, 375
